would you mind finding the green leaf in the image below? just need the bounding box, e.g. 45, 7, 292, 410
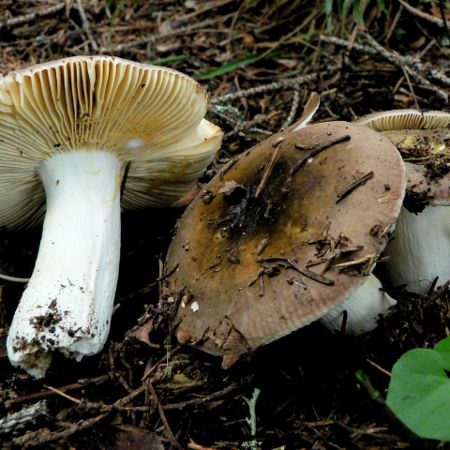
324, 0, 333, 15
435, 337, 450, 369
353, 0, 366, 25
341, 0, 353, 21
108, 0, 127, 21
376, 0, 388, 15
386, 336, 450, 441
148, 55, 190, 66
194, 53, 271, 80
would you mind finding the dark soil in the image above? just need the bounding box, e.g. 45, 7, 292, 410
0, 1, 449, 449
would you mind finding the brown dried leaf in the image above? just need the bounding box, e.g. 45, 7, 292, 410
126, 319, 159, 348
187, 439, 218, 450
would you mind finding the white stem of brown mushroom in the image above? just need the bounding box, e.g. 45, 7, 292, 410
384, 205, 450, 293
320, 273, 396, 334
6, 151, 122, 378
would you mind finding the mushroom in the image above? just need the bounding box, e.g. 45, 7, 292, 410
356, 109, 450, 292
165, 120, 405, 367
0, 56, 222, 378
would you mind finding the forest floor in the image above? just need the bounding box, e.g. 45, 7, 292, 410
0, 1, 449, 449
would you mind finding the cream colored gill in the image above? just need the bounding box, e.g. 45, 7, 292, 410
0, 57, 208, 156
0, 56, 218, 228
358, 109, 450, 131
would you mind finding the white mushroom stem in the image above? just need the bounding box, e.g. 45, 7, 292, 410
7, 151, 122, 378
320, 274, 396, 334
384, 205, 450, 293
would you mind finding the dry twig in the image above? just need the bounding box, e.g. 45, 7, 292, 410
0, 401, 48, 435
75, 0, 99, 52
113, 18, 224, 52
212, 72, 329, 103
0, 3, 66, 29
281, 90, 301, 129
363, 33, 448, 102
10, 413, 108, 448
6, 375, 110, 408
319, 34, 450, 90
147, 381, 183, 450
398, 0, 445, 27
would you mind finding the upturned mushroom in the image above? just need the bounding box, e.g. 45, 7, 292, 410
356, 109, 450, 292
0, 56, 222, 378
164, 120, 405, 367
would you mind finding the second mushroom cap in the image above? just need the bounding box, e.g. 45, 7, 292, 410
165, 121, 406, 367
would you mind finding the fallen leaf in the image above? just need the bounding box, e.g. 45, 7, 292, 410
126, 319, 159, 348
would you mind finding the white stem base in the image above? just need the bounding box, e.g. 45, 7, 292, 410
7, 151, 122, 378
320, 274, 396, 334
385, 206, 450, 293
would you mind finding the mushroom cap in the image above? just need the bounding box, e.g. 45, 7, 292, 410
356, 109, 450, 131
0, 56, 222, 228
356, 109, 449, 207
165, 121, 406, 365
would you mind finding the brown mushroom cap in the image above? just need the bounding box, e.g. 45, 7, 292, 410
165, 121, 406, 366
356, 110, 450, 208
0, 56, 222, 228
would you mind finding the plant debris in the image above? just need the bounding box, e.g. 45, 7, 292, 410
336, 171, 375, 203
0, 1, 449, 449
